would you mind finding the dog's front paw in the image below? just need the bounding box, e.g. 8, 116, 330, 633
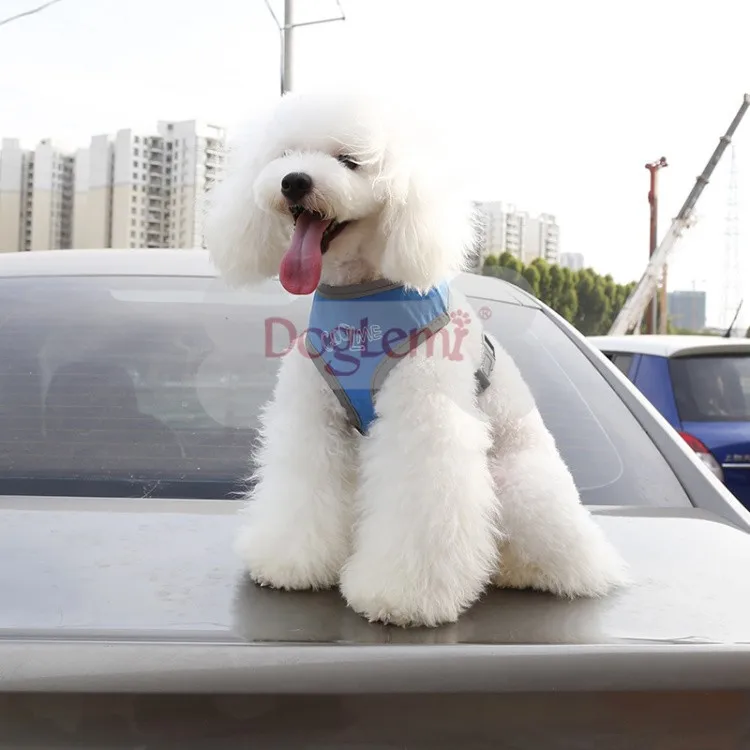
494, 535, 630, 599
234, 523, 340, 591
339, 565, 467, 628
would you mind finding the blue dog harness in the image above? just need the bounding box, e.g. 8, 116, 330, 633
304, 279, 495, 434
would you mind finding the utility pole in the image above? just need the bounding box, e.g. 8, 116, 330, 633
645, 157, 668, 334
281, 0, 293, 95
264, 0, 346, 96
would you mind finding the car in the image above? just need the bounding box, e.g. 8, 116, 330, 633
2, 249, 750, 748
588, 334, 750, 510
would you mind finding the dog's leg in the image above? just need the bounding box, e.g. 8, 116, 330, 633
339, 352, 500, 627
481, 347, 629, 597
235, 344, 356, 591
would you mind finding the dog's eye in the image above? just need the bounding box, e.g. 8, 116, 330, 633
336, 154, 359, 170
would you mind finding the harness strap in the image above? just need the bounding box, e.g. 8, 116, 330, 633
474, 334, 495, 394
310, 330, 497, 435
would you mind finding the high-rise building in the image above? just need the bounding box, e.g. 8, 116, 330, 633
525, 212, 560, 264
1, 119, 225, 253
74, 120, 226, 250
668, 290, 707, 331
72, 134, 113, 249
0, 138, 74, 253
472, 201, 560, 268
0, 138, 26, 253
166, 120, 225, 249
559, 252, 585, 271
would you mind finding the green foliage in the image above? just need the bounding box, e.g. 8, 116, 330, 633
480, 254, 636, 336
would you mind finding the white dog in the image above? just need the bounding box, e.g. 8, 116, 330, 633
204, 90, 628, 627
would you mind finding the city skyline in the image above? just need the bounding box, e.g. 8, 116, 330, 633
0, 118, 718, 332
0, 120, 225, 252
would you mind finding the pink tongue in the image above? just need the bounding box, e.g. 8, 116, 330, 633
279, 213, 331, 295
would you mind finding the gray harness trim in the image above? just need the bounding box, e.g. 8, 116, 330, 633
307, 279, 496, 434
305, 335, 364, 431
370, 311, 451, 396
316, 279, 404, 299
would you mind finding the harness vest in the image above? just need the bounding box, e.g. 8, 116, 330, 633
304, 279, 495, 434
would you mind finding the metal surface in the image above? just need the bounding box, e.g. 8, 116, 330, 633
609, 94, 750, 336
588, 334, 750, 358
1, 496, 750, 692
0, 248, 531, 306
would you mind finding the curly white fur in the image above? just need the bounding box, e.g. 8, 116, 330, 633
205, 89, 629, 627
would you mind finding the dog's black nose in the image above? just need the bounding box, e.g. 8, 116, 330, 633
281, 172, 313, 203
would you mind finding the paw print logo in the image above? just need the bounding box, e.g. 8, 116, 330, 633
450, 309, 471, 328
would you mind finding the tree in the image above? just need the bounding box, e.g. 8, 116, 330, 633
530, 258, 552, 304
521, 264, 541, 298
480, 253, 636, 336
574, 270, 611, 335
498, 252, 523, 275
557, 267, 578, 323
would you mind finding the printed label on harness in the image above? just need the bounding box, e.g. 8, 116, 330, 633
265, 307, 470, 377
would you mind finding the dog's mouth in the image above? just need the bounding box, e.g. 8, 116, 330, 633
279, 207, 352, 295
289, 206, 350, 254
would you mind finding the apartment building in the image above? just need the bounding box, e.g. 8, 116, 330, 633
559, 252, 585, 271
472, 201, 560, 268
167, 120, 224, 249
72, 134, 112, 248
525, 212, 560, 264
74, 120, 225, 250
0, 119, 225, 253
0, 138, 74, 253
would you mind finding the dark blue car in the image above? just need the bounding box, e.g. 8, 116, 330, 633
589, 335, 750, 509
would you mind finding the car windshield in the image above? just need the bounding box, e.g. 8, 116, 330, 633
0, 274, 690, 506
670, 354, 750, 423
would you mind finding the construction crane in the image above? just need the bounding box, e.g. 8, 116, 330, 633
608, 94, 750, 336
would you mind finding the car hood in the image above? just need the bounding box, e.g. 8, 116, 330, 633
1, 496, 749, 648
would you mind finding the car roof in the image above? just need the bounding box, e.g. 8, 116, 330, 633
587, 334, 750, 358
0, 248, 539, 308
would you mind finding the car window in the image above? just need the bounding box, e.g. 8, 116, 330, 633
598, 351, 633, 377
0, 275, 284, 499
0, 274, 690, 506
476, 300, 689, 507
669, 354, 750, 422
610, 353, 634, 377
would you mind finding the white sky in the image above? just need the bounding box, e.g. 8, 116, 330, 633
2, 0, 749, 326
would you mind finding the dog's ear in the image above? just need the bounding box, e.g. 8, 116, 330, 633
377, 146, 477, 292
203, 125, 289, 288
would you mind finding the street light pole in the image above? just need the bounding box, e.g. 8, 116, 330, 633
264, 0, 346, 96
645, 157, 668, 334
281, 0, 293, 95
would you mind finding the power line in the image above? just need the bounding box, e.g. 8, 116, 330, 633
0, 0, 64, 28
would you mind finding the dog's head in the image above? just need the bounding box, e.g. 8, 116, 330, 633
204, 90, 477, 295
